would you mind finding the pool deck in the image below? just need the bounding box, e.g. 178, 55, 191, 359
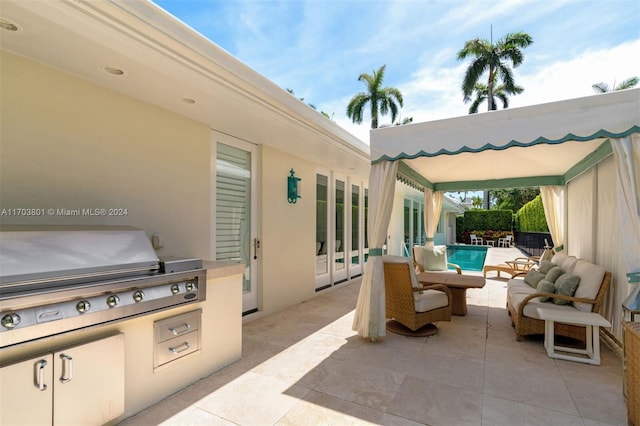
120, 246, 627, 425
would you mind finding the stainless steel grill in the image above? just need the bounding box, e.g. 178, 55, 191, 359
0, 225, 206, 348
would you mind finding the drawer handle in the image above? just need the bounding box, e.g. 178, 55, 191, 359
169, 342, 191, 354
168, 323, 191, 336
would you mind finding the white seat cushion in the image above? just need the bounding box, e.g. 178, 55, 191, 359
572, 260, 606, 312
510, 292, 577, 319
508, 279, 537, 297
414, 289, 449, 313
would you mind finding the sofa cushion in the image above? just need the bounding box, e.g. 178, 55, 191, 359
538, 260, 558, 275
551, 252, 569, 266
552, 274, 581, 305
423, 245, 448, 271
510, 292, 577, 319
508, 279, 536, 295
524, 270, 546, 287
545, 266, 564, 283
536, 279, 556, 302
561, 256, 578, 274
572, 260, 606, 312
414, 289, 449, 313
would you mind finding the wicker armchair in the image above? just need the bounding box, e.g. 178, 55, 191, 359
383, 256, 452, 335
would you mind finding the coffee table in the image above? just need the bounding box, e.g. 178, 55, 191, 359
418, 272, 486, 316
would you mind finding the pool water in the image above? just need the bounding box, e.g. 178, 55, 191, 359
447, 245, 488, 272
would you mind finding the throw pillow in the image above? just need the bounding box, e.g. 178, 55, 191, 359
538, 260, 558, 275
553, 274, 581, 305
536, 279, 556, 302
424, 245, 447, 271
524, 270, 546, 288
545, 266, 564, 283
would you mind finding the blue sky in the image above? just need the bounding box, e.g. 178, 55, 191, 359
154, 0, 639, 144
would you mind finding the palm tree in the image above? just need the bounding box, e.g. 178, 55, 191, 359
468, 80, 523, 114
592, 76, 639, 93
347, 65, 403, 129
457, 31, 533, 111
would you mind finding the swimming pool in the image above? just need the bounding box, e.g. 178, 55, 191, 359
447, 245, 488, 272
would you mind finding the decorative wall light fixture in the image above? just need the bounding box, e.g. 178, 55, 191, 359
287, 168, 301, 204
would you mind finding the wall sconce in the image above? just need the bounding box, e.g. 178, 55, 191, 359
287, 168, 301, 204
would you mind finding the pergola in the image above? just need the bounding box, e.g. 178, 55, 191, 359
353, 88, 640, 341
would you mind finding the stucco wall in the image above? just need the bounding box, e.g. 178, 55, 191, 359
0, 51, 212, 259
258, 146, 317, 314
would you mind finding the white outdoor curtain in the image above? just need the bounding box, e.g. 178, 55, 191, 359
424, 189, 443, 247
540, 185, 566, 252
611, 134, 640, 285
352, 160, 398, 341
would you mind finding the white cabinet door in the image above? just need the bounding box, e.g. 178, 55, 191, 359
54, 333, 125, 426
0, 354, 54, 425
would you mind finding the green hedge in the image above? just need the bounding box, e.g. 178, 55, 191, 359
515, 195, 549, 232
456, 209, 513, 242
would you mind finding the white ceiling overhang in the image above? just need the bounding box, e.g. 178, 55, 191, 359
371, 89, 640, 191
0, 0, 370, 176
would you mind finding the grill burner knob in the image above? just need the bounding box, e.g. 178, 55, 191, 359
1, 313, 20, 329
106, 295, 120, 308
133, 290, 145, 302
171, 284, 180, 294
76, 300, 91, 313
185, 281, 195, 292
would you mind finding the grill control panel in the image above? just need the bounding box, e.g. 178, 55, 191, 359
0, 272, 206, 348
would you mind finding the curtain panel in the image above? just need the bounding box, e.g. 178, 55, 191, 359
540, 185, 566, 252
352, 160, 398, 340
423, 189, 443, 248
611, 134, 640, 285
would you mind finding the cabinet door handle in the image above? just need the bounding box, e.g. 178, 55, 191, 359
169, 342, 191, 354
59, 354, 73, 383
168, 323, 191, 336
34, 359, 48, 391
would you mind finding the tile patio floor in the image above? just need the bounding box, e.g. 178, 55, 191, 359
120, 247, 628, 425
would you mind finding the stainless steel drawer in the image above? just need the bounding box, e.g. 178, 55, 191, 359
155, 330, 200, 367
154, 309, 202, 369
154, 309, 201, 343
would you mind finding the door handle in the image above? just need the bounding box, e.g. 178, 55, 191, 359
59, 354, 73, 383
34, 359, 48, 391
253, 238, 260, 260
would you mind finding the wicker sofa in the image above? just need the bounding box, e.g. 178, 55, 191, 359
506, 252, 612, 343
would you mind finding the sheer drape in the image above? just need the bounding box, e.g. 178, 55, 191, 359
352, 160, 398, 340
423, 189, 443, 248
611, 134, 640, 285
540, 185, 566, 252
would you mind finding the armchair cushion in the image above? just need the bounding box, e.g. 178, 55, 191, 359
414, 289, 449, 313
384, 255, 420, 288
552, 274, 581, 304
423, 245, 448, 271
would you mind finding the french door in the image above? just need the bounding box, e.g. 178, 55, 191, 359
214, 134, 258, 314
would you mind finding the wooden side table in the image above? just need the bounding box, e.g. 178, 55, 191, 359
535, 306, 611, 365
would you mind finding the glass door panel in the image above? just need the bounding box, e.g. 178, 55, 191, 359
350, 184, 361, 276
315, 173, 330, 289
333, 177, 347, 283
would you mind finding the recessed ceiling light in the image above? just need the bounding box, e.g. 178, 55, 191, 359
0, 19, 18, 31
182, 98, 196, 104
103, 66, 124, 76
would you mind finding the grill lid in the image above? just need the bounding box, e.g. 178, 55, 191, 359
0, 225, 159, 288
